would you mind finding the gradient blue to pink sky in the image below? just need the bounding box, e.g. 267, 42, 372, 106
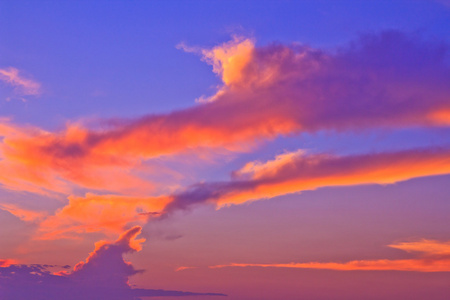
0, 1, 450, 299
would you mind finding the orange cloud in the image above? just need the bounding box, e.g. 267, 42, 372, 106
175, 266, 198, 272
165, 147, 450, 211
0, 121, 154, 195
208, 239, 450, 272
38, 193, 170, 239
389, 240, 450, 256
0, 259, 18, 267
0, 67, 41, 96
0, 203, 46, 222
429, 109, 450, 125
221, 148, 450, 206
201, 36, 255, 88
233, 149, 306, 180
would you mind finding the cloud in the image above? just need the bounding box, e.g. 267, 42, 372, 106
0, 31, 448, 195
165, 147, 450, 212
0, 227, 226, 299
201, 36, 256, 88
178, 35, 256, 89
68, 226, 145, 288
26, 146, 450, 238
0, 259, 17, 267
208, 239, 450, 272
38, 193, 170, 239
0, 203, 46, 222
0, 67, 41, 97
0, 121, 154, 195
1, 31, 449, 241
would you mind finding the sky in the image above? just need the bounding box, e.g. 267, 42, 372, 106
0, 0, 449, 299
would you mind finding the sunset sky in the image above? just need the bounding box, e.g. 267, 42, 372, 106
1, 1, 450, 299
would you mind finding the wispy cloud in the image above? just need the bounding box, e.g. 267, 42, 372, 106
0, 67, 41, 98
208, 239, 450, 272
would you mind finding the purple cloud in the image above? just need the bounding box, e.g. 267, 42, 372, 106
0, 226, 226, 299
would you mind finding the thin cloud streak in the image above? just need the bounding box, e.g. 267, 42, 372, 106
208, 240, 450, 272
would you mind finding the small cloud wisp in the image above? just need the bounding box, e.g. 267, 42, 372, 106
0, 67, 41, 97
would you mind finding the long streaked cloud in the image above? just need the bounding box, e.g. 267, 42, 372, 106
0, 227, 226, 299
165, 147, 450, 212
207, 239, 450, 272
0, 31, 449, 196
0, 67, 41, 97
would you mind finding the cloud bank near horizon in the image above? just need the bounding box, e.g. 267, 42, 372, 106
0, 226, 226, 299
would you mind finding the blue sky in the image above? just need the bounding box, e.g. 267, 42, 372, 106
1, 0, 448, 127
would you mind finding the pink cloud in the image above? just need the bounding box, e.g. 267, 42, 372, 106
0, 227, 226, 299
0, 203, 46, 222
0, 67, 41, 97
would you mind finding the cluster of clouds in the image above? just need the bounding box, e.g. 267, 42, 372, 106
0, 30, 450, 288
0, 31, 450, 300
